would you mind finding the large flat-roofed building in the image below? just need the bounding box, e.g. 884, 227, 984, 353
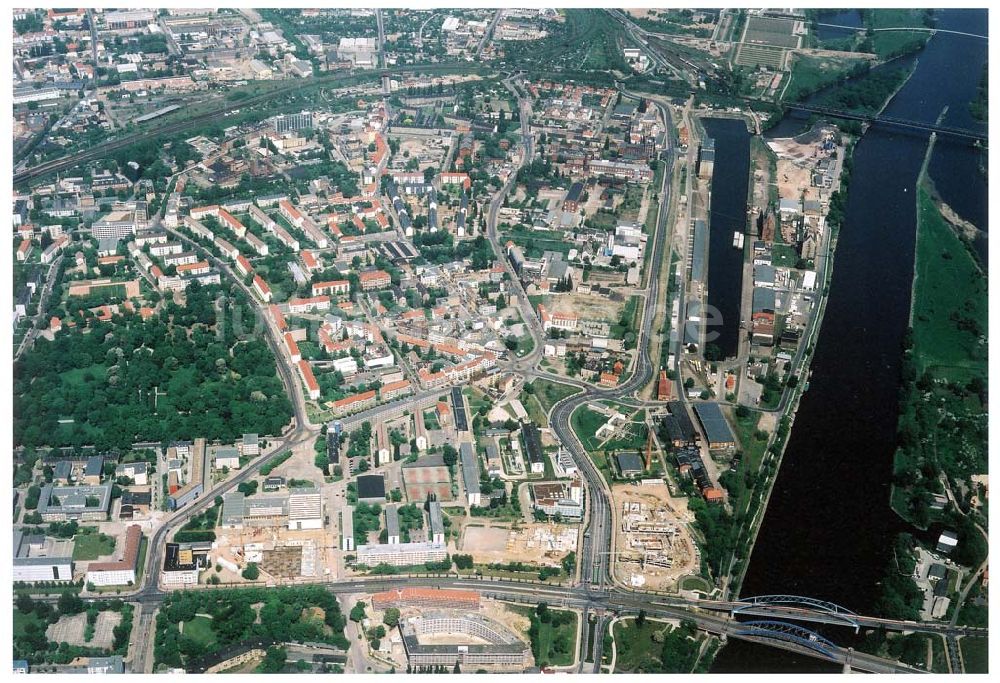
12, 530, 74, 583
220, 492, 291, 528
385, 505, 401, 545
356, 541, 447, 567
37, 484, 111, 521
530, 480, 584, 519
698, 137, 715, 179
692, 402, 736, 450
115, 461, 148, 486
356, 474, 387, 503
400, 613, 531, 670
429, 501, 445, 545
86, 525, 142, 586
273, 111, 313, 134
615, 452, 644, 478
104, 9, 155, 29
521, 423, 545, 474
663, 401, 698, 448
372, 587, 480, 611
460, 443, 481, 507
162, 542, 208, 586
288, 492, 323, 530
92, 210, 136, 241
341, 506, 355, 551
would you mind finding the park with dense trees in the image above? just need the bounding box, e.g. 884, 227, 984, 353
14, 281, 292, 451
153, 586, 348, 670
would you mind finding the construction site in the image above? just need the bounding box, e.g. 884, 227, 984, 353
460, 522, 579, 568
611, 482, 699, 592
211, 525, 339, 584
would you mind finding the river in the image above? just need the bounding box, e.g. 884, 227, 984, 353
712, 9, 988, 672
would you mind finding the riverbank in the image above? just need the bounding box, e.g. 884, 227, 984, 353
890, 139, 988, 530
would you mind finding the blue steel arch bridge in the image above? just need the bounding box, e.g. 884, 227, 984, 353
733, 620, 840, 660
732, 594, 861, 632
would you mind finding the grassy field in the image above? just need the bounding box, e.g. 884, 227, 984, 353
731, 410, 768, 474
73, 530, 116, 561
868, 8, 931, 60
422, 409, 440, 431
182, 615, 217, 648
570, 405, 607, 452
785, 54, 866, 101
679, 574, 713, 593
531, 378, 582, 414
520, 390, 549, 427
463, 386, 491, 415
911, 185, 987, 382
611, 296, 640, 339
59, 364, 107, 387
602, 410, 649, 452
892, 174, 987, 525
515, 605, 578, 668
960, 637, 988, 673
771, 243, 800, 267
613, 617, 669, 672
502, 229, 573, 259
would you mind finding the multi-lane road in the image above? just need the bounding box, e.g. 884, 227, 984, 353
54, 572, 976, 674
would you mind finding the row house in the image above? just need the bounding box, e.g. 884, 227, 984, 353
329, 389, 377, 417
235, 255, 253, 278
214, 237, 239, 260
300, 249, 319, 273
253, 275, 272, 302
287, 295, 331, 314
358, 269, 392, 291
163, 251, 199, 267
176, 261, 211, 277
183, 216, 214, 241
243, 230, 269, 256
217, 208, 247, 238
298, 360, 320, 400
312, 280, 350, 297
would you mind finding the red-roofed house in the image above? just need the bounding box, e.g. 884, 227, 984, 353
253, 275, 272, 302
284, 332, 301, 362
288, 296, 331, 313
269, 304, 288, 332
218, 208, 247, 238
359, 270, 391, 291
381, 379, 413, 401
279, 200, 305, 228
235, 254, 253, 277
86, 525, 142, 586
329, 389, 376, 417
300, 249, 319, 272
16, 239, 32, 262
176, 261, 210, 277
298, 360, 320, 400
312, 280, 350, 297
